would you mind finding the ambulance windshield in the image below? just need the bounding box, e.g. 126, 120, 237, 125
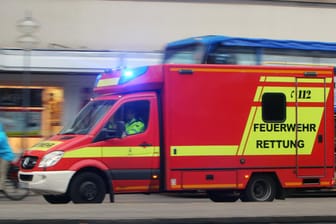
60, 100, 116, 135
164, 44, 205, 64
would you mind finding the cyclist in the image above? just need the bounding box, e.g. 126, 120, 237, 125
0, 123, 15, 192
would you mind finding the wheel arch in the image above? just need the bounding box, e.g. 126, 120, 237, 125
67, 165, 114, 202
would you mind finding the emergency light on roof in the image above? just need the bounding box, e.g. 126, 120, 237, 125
124, 70, 134, 77
94, 73, 102, 88
119, 66, 148, 84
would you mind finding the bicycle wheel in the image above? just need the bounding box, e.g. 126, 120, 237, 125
3, 178, 29, 201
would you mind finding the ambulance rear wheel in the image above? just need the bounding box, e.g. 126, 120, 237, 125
69, 172, 106, 203
241, 175, 276, 202
208, 190, 239, 202
43, 194, 71, 204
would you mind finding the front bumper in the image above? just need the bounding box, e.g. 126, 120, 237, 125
19, 170, 75, 194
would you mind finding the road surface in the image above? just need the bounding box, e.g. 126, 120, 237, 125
0, 192, 336, 223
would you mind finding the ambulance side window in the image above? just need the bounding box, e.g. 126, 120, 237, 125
122, 100, 150, 135
105, 100, 150, 136
262, 93, 286, 122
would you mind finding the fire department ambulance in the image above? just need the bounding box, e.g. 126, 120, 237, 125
19, 37, 335, 204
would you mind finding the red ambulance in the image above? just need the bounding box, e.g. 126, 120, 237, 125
18, 37, 335, 204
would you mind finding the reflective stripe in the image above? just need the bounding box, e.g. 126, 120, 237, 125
182, 184, 236, 189
63, 146, 160, 158
237, 106, 257, 156
96, 77, 120, 87
28, 141, 63, 151
254, 87, 263, 102
103, 146, 159, 157
170, 67, 333, 75
254, 86, 330, 103
64, 147, 101, 158
261, 76, 332, 83
171, 145, 238, 156
261, 76, 294, 83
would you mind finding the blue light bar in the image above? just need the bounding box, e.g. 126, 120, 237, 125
94, 73, 102, 88
119, 66, 148, 84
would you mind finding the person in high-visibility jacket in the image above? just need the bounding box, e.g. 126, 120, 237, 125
125, 108, 145, 135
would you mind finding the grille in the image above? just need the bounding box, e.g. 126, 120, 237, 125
21, 156, 38, 169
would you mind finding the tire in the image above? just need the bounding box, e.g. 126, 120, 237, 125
43, 194, 71, 204
69, 172, 106, 204
208, 190, 239, 202
241, 175, 276, 202
3, 178, 30, 201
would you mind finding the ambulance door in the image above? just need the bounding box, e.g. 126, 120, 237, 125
295, 77, 327, 178
97, 95, 160, 193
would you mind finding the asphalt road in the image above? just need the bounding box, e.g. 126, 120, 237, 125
1, 192, 336, 223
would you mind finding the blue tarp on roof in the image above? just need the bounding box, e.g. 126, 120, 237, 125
166, 35, 336, 52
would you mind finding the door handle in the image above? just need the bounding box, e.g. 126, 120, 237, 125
139, 142, 152, 147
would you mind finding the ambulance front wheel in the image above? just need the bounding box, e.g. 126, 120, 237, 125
69, 172, 106, 203
241, 174, 276, 202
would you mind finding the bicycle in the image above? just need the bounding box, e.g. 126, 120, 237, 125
2, 159, 29, 201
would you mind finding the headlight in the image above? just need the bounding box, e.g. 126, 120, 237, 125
38, 151, 64, 168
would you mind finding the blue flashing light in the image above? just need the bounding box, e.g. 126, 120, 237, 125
124, 70, 134, 78
119, 66, 148, 84
94, 73, 102, 87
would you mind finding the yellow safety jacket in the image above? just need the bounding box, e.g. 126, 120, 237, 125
125, 118, 145, 135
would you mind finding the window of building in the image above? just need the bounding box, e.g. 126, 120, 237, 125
0, 86, 64, 153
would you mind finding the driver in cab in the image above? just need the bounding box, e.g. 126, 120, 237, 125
106, 107, 144, 137
124, 108, 144, 135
